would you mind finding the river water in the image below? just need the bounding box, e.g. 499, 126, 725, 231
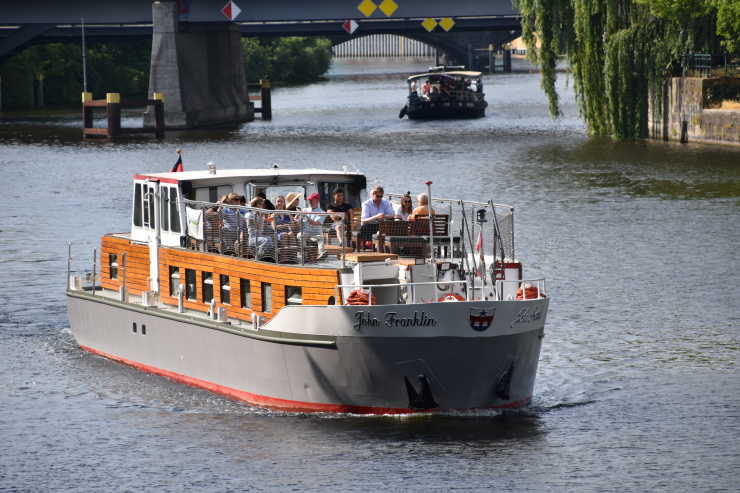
1, 58, 738, 492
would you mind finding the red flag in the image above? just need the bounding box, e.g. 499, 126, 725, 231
475, 231, 485, 278
475, 231, 483, 252
171, 154, 184, 172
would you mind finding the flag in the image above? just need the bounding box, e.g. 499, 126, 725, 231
171, 153, 184, 172
475, 231, 485, 278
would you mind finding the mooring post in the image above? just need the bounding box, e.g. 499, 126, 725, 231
153, 92, 165, 138
260, 80, 272, 120
503, 49, 512, 73
488, 44, 494, 74
81, 92, 93, 137
106, 92, 121, 138
35, 73, 45, 107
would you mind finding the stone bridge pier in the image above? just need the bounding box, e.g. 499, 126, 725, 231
144, 0, 253, 129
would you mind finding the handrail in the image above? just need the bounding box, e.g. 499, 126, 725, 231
337, 280, 470, 305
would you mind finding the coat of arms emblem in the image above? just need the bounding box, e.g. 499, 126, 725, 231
469, 308, 495, 332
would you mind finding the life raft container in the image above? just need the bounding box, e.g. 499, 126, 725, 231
438, 293, 465, 302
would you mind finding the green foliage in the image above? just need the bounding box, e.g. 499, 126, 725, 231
514, 0, 734, 139
714, 0, 740, 53
241, 37, 332, 84
0, 41, 150, 109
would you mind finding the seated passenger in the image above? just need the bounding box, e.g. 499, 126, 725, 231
358, 186, 394, 247
301, 192, 326, 255
327, 188, 353, 246
394, 192, 413, 221
245, 197, 274, 259
422, 80, 431, 98
409, 193, 435, 220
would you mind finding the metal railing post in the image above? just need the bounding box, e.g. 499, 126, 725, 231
91, 247, 97, 295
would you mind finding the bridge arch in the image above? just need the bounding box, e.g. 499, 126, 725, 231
331, 34, 438, 58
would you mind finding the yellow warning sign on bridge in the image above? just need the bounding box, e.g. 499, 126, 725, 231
378, 0, 398, 16
357, 0, 377, 17
421, 18, 438, 32
439, 17, 455, 32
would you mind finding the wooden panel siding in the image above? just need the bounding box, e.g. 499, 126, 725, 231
158, 246, 341, 322
100, 234, 150, 294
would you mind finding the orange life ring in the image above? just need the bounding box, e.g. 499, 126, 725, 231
438, 293, 465, 302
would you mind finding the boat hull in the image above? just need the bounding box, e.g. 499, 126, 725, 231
405, 100, 487, 120
67, 291, 547, 414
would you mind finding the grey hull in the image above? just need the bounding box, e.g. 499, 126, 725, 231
67, 291, 547, 413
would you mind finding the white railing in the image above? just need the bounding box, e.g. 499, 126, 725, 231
495, 279, 547, 301
337, 280, 470, 305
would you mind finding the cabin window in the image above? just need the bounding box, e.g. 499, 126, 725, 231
169, 266, 180, 296
285, 286, 302, 306
133, 183, 143, 227
202, 272, 214, 303
161, 187, 170, 232
240, 279, 251, 308
146, 185, 156, 229
261, 283, 272, 313
109, 254, 118, 280
185, 269, 196, 301
220, 274, 230, 305
169, 187, 181, 233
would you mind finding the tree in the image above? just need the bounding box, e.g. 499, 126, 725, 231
514, 0, 736, 139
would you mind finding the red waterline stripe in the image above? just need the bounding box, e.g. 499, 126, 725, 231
80, 345, 530, 414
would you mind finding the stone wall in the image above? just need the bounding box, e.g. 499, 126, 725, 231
649, 77, 739, 146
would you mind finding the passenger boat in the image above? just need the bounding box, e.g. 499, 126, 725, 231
399, 66, 488, 120
66, 162, 548, 414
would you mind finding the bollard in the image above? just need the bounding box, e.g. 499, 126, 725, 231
106, 92, 121, 138
153, 92, 165, 138
503, 50, 512, 73
260, 80, 272, 120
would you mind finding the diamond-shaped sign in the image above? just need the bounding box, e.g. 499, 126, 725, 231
342, 19, 359, 34
221, 0, 241, 21
378, 0, 398, 16
357, 0, 377, 17
421, 18, 438, 32
439, 17, 455, 32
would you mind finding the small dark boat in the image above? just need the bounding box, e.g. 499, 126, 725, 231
399, 67, 487, 120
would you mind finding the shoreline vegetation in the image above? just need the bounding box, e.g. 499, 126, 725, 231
0, 37, 333, 111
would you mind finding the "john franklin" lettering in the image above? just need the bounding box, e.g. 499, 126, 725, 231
353, 311, 438, 331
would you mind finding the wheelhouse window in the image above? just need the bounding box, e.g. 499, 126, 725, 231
185, 269, 196, 300
169, 266, 180, 296
109, 254, 118, 280
240, 279, 251, 309
261, 283, 272, 313
161, 186, 170, 232
202, 272, 214, 303
169, 187, 180, 233
285, 286, 302, 306
220, 274, 230, 305
133, 183, 142, 227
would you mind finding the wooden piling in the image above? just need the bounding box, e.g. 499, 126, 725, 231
260, 80, 272, 120
83, 91, 165, 139
153, 92, 165, 138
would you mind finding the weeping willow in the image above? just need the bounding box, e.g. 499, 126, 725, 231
514, 0, 730, 139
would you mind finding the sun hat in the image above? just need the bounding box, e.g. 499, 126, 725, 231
307, 192, 320, 201
285, 192, 302, 208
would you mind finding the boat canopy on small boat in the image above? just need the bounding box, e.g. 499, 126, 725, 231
66, 162, 548, 414
399, 67, 487, 120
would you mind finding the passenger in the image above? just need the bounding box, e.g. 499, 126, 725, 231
410, 80, 418, 96
285, 192, 301, 212
255, 189, 275, 210
394, 192, 413, 221
270, 195, 294, 241
422, 80, 431, 98
359, 186, 394, 248
301, 192, 326, 256
220, 192, 242, 234
245, 197, 274, 259
409, 193, 435, 219
327, 188, 353, 246
361, 186, 394, 224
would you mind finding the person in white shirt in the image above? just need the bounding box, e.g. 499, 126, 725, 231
359, 186, 394, 248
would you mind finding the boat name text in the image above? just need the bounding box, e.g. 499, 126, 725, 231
353, 311, 438, 330
510, 307, 543, 327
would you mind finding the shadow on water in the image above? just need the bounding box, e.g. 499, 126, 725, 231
519, 136, 740, 199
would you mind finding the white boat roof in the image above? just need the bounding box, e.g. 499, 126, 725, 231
135, 167, 364, 184
407, 71, 482, 81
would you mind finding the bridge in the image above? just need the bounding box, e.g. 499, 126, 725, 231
0, 0, 522, 128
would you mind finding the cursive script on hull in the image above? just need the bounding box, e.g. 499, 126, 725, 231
353, 311, 438, 331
